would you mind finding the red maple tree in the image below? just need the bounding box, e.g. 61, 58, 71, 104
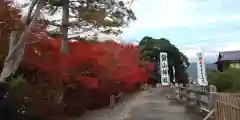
0, 1, 151, 119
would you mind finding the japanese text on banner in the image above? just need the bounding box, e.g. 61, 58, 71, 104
160, 52, 170, 86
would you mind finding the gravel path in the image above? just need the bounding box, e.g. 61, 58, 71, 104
73, 88, 202, 120
72, 92, 141, 120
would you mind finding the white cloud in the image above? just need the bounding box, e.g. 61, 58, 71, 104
128, 0, 197, 29
125, 0, 240, 30
15, 0, 240, 63
123, 0, 240, 62
216, 42, 240, 52
97, 34, 122, 43
181, 41, 240, 63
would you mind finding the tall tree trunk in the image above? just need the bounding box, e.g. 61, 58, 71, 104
60, 0, 69, 54
0, 0, 44, 82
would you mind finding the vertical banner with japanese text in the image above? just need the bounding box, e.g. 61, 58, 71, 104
196, 52, 208, 86
160, 52, 170, 86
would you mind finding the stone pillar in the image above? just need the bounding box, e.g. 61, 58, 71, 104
119, 92, 123, 103
109, 95, 115, 109
144, 82, 148, 90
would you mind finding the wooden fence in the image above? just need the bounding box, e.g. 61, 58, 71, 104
163, 84, 240, 120
214, 93, 240, 120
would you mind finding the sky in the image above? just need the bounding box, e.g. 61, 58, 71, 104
121, 0, 240, 63
16, 0, 240, 63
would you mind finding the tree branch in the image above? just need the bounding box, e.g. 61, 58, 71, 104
0, 0, 44, 82
23, 0, 38, 25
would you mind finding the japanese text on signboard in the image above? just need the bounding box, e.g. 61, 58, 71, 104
160, 52, 170, 85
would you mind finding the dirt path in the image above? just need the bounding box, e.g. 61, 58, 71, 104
74, 88, 202, 120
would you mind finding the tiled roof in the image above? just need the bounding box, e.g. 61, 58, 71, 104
218, 50, 240, 61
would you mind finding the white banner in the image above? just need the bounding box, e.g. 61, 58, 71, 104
160, 52, 170, 86
172, 66, 175, 83
196, 52, 208, 86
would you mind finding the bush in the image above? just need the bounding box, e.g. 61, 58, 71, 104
0, 38, 150, 120
208, 69, 240, 92
8, 75, 27, 99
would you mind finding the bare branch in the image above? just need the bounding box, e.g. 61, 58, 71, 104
23, 0, 38, 25
47, 20, 86, 28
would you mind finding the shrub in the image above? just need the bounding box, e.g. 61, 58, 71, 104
10, 39, 149, 119
8, 75, 27, 99
208, 69, 240, 92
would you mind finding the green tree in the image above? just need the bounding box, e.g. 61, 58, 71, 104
138, 36, 189, 84
208, 69, 240, 92
43, 0, 136, 53
21, 0, 136, 53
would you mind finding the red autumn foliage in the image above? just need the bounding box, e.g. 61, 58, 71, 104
77, 76, 99, 89
20, 36, 151, 119
0, 0, 23, 62
0, 1, 152, 119
0, 0, 46, 66
0, 0, 22, 31
24, 38, 149, 90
